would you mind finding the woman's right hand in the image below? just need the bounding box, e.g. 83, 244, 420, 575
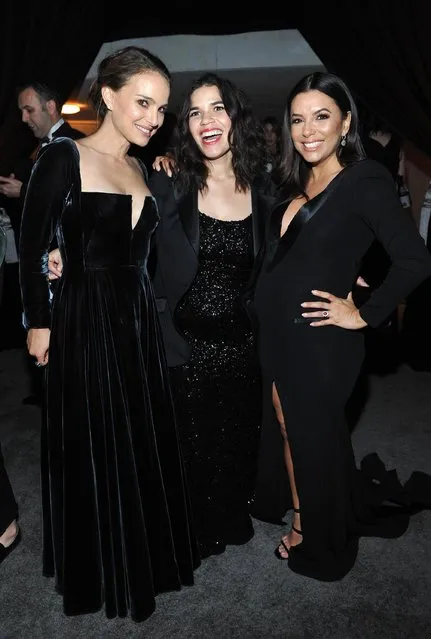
48, 248, 63, 280
152, 153, 176, 177
27, 328, 50, 366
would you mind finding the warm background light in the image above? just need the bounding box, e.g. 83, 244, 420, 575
61, 103, 82, 115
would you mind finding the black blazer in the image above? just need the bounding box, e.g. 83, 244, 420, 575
149, 169, 277, 367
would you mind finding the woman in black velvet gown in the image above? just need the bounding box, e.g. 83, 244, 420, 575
250, 72, 431, 581
19, 46, 199, 621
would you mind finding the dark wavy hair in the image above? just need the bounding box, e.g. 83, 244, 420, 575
278, 72, 366, 199
88, 46, 171, 121
173, 73, 267, 193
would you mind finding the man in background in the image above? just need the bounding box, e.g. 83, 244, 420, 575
0, 81, 85, 242
0, 81, 85, 404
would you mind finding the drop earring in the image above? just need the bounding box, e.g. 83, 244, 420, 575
340, 135, 347, 147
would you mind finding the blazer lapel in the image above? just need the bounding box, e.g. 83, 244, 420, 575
178, 189, 200, 257
267, 168, 347, 271
251, 186, 277, 256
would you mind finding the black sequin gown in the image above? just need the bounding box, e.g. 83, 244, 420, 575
170, 212, 262, 556
19, 139, 199, 621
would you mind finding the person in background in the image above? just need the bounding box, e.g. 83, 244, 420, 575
0, 81, 86, 232
262, 115, 282, 179
248, 71, 431, 581
0, 81, 86, 404
356, 103, 412, 372
19, 46, 199, 622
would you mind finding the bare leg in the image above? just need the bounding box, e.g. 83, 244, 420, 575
272, 383, 302, 558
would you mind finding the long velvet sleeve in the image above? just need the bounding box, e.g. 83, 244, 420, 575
19, 140, 74, 329
356, 162, 431, 327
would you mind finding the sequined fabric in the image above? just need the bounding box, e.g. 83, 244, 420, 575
170, 212, 262, 556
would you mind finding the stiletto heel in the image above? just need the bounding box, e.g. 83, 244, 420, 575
274, 508, 303, 560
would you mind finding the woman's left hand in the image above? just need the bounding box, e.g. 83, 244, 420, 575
301, 289, 368, 330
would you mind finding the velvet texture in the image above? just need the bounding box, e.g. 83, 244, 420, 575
19, 138, 199, 621
251, 160, 431, 580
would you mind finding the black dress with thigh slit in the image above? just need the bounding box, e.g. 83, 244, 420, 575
251, 159, 431, 580
19, 138, 199, 620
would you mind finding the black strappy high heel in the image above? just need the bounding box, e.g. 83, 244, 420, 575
274, 508, 303, 560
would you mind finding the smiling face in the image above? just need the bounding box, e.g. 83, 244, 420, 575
290, 89, 351, 166
187, 84, 232, 160
102, 70, 170, 147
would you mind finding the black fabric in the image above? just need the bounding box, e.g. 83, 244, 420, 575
0, 440, 17, 535
149, 168, 277, 367
362, 136, 401, 182
148, 168, 277, 556
250, 159, 431, 580
19, 138, 199, 620
169, 213, 261, 553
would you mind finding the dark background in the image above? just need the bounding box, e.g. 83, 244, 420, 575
1, 3, 431, 173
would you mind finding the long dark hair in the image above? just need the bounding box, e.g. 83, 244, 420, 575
278, 72, 366, 198
173, 73, 267, 193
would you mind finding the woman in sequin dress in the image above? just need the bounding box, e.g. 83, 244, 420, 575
149, 74, 277, 558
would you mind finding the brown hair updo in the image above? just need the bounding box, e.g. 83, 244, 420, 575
88, 46, 171, 121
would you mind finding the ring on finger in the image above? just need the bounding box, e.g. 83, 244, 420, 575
322, 310, 329, 318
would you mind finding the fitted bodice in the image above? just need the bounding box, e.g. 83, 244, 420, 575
176, 212, 254, 339
60, 193, 158, 272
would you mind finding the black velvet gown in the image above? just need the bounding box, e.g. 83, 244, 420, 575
251, 159, 431, 581
170, 212, 262, 556
19, 138, 199, 621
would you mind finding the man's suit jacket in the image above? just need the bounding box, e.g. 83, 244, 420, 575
148, 168, 277, 367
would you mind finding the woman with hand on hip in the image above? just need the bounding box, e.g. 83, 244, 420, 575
249, 71, 431, 581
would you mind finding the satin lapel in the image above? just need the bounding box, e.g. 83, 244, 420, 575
178, 189, 200, 257
251, 186, 278, 256
267, 168, 347, 271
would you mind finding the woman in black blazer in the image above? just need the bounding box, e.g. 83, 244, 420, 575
149, 73, 277, 558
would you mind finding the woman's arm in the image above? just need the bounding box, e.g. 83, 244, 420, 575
356, 163, 431, 327
19, 140, 73, 331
